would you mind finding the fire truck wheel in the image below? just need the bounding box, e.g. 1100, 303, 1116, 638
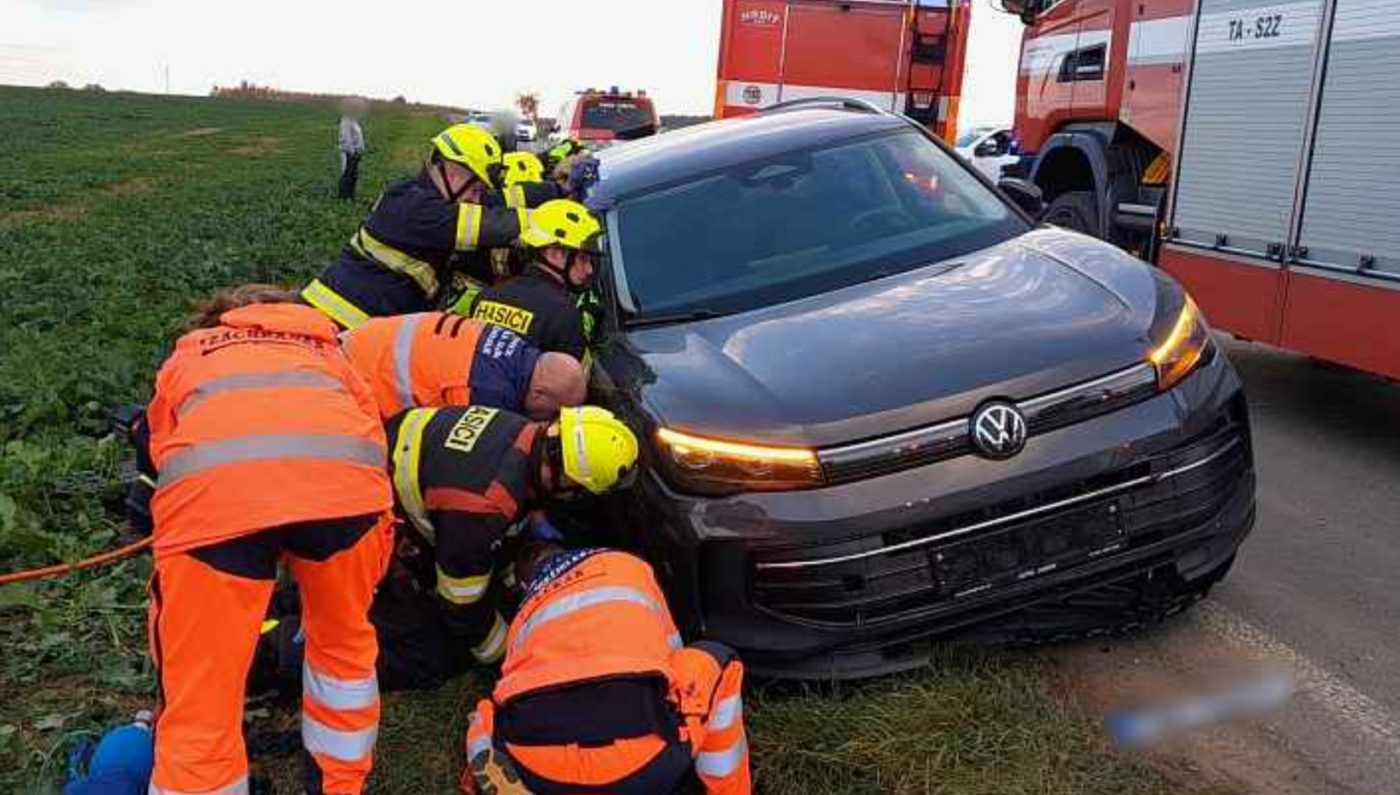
1042, 190, 1098, 237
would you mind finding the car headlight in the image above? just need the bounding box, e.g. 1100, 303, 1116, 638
1148, 294, 1214, 390
654, 427, 823, 495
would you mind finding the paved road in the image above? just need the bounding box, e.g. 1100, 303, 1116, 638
1052, 337, 1400, 794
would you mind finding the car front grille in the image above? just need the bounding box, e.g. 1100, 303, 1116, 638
818, 363, 1159, 485
751, 414, 1250, 628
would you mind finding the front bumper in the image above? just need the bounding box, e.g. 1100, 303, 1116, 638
622, 353, 1255, 678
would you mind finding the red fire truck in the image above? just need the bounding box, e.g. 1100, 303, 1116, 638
999, 0, 1400, 379
714, 0, 973, 142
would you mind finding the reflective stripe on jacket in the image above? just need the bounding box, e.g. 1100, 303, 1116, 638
146, 303, 392, 556
468, 550, 752, 795
341, 313, 538, 419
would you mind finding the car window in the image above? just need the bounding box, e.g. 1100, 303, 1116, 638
613, 130, 1029, 318
582, 99, 655, 132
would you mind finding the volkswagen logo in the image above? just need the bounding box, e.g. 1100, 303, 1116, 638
971, 402, 1028, 460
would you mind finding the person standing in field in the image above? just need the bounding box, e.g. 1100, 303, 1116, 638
338, 99, 367, 200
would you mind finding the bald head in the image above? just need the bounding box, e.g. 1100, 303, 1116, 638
524, 352, 586, 419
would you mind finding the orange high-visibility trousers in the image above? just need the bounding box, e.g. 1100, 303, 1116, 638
148, 514, 391, 795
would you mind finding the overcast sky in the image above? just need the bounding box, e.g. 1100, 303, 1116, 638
3, 0, 1022, 125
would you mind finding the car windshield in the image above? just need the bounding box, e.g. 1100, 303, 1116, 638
612, 130, 1029, 319
582, 99, 655, 131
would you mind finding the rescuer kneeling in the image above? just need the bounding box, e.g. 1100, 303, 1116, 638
254, 406, 641, 691
462, 544, 752, 795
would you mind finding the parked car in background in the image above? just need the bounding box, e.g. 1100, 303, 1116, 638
585, 99, 1256, 678
955, 126, 1017, 180
515, 117, 538, 143
551, 87, 659, 149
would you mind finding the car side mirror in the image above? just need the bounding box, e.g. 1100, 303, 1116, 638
974, 140, 1003, 158
998, 178, 1044, 218
994, 0, 1039, 24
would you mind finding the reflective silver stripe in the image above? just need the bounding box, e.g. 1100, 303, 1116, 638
472, 613, 508, 663
570, 407, 592, 482
466, 713, 492, 759
159, 435, 383, 485
708, 695, 742, 732
695, 736, 747, 779
302, 714, 378, 762
159, 434, 384, 486
511, 586, 662, 652
303, 662, 378, 711
393, 313, 424, 411
667, 632, 683, 650
178, 371, 345, 417
149, 775, 249, 795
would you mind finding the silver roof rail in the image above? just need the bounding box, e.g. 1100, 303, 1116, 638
756, 96, 890, 116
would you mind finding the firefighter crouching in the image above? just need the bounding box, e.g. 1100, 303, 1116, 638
471, 199, 603, 360
301, 124, 534, 330
339, 311, 585, 420
143, 285, 394, 795
464, 545, 752, 795
374, 404, 640, 679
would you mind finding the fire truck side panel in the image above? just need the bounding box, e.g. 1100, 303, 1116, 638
1279, 270, 1400, 377
1280, 0, 1400, 377
1159, 246, 1287, 344
1295, 0, 1400, 278
1121, 0, 1195, 153
716, 0, 788, 115
780, 1, 907, 109
1169, 0, 1326, 259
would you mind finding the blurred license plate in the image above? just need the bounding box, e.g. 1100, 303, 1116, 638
933, 501, 1123, 597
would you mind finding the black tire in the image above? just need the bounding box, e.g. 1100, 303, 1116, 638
1042, 190, 1099, 236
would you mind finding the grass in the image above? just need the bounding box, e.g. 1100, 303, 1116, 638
0, 85, 1170, 794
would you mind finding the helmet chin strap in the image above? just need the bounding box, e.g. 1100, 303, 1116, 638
538, 249, 591, 293
436, 158, 472, 203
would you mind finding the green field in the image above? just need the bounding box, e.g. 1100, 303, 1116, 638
0, 85, 1171, 794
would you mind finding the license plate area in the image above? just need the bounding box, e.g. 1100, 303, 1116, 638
932, 500, 1125, 598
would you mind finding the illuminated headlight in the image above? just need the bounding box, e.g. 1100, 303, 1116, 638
1148, 294, 1215, 390
654, 427, 823, 495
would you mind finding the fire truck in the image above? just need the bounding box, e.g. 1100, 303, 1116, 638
999, 0, 1400, 379
714, 0, 973, 142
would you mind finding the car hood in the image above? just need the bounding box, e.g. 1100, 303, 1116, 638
621, 228, 1163, 447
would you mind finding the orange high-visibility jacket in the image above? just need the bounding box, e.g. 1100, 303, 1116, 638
340, 312, 539, 419
468, 549, 751, 795
146, 303, 392, 556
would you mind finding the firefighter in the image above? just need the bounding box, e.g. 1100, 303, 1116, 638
339, 311, 586, 420
496, 150, 565, 212
143, 285, 394, 795
376, 404, 639, 673
463, 545, 751, 795
470, 199, 603, 361
301, 124, 530, 330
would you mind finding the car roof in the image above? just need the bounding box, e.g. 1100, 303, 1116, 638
590, 107, 911, 207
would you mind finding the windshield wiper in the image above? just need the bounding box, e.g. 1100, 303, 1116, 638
624, 308, 724, 328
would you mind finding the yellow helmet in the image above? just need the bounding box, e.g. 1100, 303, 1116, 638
559, 406, 638, 494
431, 124, 504, 188
520, 199, 603, 253
502, 151, 545, 186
